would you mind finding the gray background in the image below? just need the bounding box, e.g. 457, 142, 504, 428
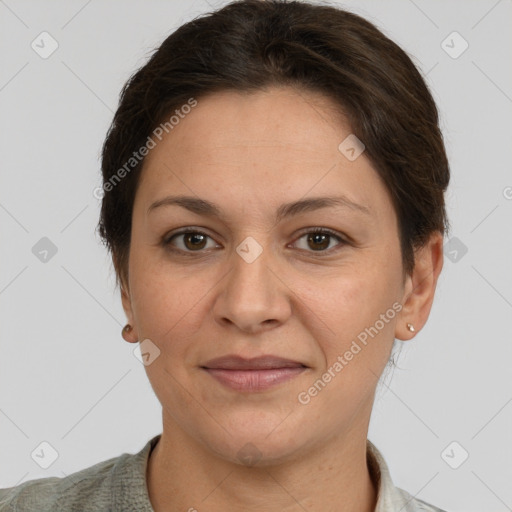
1, 1, 511, 510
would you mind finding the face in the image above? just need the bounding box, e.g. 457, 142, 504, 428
121, 86, 420, 465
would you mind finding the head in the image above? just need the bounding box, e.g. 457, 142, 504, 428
97, 0, 449, 465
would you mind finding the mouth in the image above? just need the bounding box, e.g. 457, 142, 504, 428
202, 355, 307, 370
201, 355, 308, 392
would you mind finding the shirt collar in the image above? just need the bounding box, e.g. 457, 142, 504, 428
367, 438, 398, 510
367, 439, 438, 511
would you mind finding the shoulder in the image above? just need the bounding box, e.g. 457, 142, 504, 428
0, 435, 159, 512
0, 452, 124, 512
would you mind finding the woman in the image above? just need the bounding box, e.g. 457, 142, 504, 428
0, 0, 450, 510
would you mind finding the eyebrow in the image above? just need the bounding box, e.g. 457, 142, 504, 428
147, 194, 371, 221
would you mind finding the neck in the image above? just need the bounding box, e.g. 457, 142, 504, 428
147, 416, 377, 512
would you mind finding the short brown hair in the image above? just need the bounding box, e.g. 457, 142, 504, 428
97, 0, 450, 291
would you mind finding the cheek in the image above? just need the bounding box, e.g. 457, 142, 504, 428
297, 259, 401, 364
135, 282, 205, 345
129, 250, 208, 348
302, 265, 386, 323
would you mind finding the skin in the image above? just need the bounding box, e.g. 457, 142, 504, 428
120, 86, 444, 512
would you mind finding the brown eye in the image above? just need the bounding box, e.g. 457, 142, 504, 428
292, 228, 346, 253
164, 230, 218, 252
307, 232, 331, 251
183, 232, 207, 250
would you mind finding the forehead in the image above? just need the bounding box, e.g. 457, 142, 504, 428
135, 87, 395, 224
140, 87, 350, 179
150, 87, 347, 156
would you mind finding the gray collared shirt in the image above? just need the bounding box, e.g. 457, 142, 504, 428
0, 434, 447, 511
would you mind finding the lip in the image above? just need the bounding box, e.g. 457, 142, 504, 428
201, 355, 308, 392
202, 355, 307, 370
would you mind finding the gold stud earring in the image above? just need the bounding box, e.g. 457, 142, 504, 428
406, 323, 415, 333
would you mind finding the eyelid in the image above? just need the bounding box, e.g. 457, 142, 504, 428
293, 226, 346, 241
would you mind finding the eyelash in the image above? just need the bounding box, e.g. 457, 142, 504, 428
162, 227, 348, 256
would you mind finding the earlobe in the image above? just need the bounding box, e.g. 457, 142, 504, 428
121, 323, 138, 343
395, 232, 444, 341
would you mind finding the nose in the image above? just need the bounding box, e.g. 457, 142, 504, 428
212, 241, 292, 334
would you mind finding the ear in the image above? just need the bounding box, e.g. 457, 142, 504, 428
395, 231, 444, 340
120, 277, 139, 343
